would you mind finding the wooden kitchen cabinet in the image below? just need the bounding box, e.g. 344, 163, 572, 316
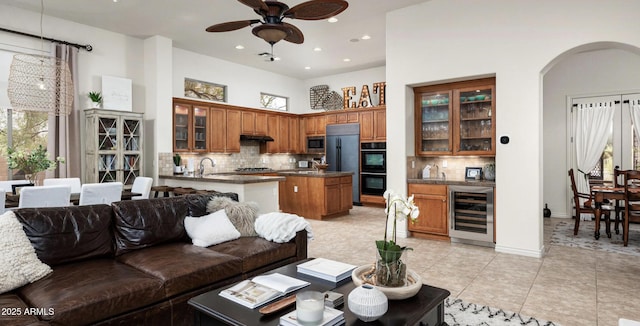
208, 107, 226, 152
408, 184, 449, 240
304, 115, 326, 136
414, 77, 495, 156
279, 175, 352, 220
289, 116, 301, 153
226, 110, 241, 153
360, 108, 386, 142
241, 111, 267, 136
263, 114, 280, 153
326, 112, 358, 125
278, 115, 290, 152
173, 101, 209, 152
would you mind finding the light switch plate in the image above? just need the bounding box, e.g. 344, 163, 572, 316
442, 160, 448, 168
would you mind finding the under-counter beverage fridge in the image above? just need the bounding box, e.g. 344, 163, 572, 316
448, 185, 494, 247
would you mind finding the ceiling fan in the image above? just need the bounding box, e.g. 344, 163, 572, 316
205, 0, 349, 47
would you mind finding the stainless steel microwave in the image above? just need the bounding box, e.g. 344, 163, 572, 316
307, 136, 325, 152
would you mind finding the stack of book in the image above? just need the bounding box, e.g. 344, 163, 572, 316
279, 306, 344, 326
296, 258, 357, 283
323, 291, 344, 308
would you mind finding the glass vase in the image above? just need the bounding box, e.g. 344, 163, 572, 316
375, 249, 408, 287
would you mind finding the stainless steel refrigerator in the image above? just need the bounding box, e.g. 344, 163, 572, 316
326, 123, 360, 204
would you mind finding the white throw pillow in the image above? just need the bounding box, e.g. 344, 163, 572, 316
184, 209, 241, 247
0, 211, 52, 294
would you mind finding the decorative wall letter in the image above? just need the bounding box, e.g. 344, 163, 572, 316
358, 85, 372, 108
342, 86, 357, 109
373, 82, 386, 106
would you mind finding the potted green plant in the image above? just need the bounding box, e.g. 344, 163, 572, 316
173, 154, 183, 173
88, 91, 102, 108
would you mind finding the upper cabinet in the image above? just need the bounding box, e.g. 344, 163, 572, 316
173, 101, 209, 152
304, 115, 326, 136
414, 77, 495, 156
360, 108, 386, 142
241, 111, 267, 136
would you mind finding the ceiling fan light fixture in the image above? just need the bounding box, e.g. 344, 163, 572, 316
252, 24, 290, 44
328, 17, 338, 23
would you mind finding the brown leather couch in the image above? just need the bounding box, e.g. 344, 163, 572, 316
1, 194, 307, 326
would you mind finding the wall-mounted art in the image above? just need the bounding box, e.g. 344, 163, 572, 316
184, 78, 226, 102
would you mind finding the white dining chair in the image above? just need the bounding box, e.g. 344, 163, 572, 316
18, 185, 72, 208
130, 177, 153, 200
79, 182, 123, 205
43, 177, 82, 194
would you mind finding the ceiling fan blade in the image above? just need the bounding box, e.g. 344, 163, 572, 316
206, 20, 260, 32
238, 0, 269, 12
283, 22, 304, 44
284, 0, 348, 20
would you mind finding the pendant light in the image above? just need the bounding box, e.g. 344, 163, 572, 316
7, 0, 74, 116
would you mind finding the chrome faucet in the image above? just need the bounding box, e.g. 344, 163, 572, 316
199, 157, 215, 176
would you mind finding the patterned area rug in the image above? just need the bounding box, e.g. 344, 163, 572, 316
445, 298, 559, 326
550, 220, 640, 256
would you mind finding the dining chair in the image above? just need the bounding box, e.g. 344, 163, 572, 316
79, 182, 123, 205
18, 185, 72, 208
130, 177, 153, 200
622, 170, 640, 246
568, 169, 612, 235
612, 167, 627, 234
43, 177, 82, 194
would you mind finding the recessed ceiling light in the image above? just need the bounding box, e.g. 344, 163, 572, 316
235, 45, 244, 50
313, 47, 322, 52
273, 57, 281, 61
113, 0, 118, 2
328, 17, 338, 23
304, 66, 311, 70
361, 35, 371, 40
343, 58, 351, 62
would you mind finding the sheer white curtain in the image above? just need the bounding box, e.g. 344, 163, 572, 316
47, 43, 79, 178
575, 102, 615, 219
630, 100, 640, 144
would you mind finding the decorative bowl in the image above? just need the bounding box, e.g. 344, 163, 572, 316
467, 96, 476, 101
351, 265, 422, 300
476, 94, 486, 100
460, 96, 466, 102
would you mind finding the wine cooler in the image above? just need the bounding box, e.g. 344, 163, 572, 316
449, 185, 494, 247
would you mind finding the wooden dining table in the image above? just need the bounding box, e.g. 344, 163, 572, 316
591, 185, 640, 240
4, 191, 142, 208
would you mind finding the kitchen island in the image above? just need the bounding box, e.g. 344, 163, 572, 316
159, 174, 284, 213
277, 171, 354, 220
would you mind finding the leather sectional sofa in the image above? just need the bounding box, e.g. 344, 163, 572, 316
0, 193, 308, 326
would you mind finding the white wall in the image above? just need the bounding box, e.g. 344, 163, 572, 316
387, 0, 640, 257
543, 48, 640, 219
171, 48, 307, 113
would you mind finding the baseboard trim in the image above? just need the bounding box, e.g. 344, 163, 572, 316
495, 244, 544, 258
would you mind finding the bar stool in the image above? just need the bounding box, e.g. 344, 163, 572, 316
172, 187, 197, 196
151, 186, 174, 198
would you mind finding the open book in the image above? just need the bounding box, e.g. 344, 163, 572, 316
219, 273, 310, 308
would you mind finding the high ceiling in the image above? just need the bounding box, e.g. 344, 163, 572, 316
3, 0, 426, 79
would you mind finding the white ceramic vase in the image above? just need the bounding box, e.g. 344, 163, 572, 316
347, 284, 388, 322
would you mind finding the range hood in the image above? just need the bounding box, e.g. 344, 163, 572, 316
240, 134, 274, 142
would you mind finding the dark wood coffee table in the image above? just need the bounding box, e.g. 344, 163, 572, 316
188, 259, 450, 326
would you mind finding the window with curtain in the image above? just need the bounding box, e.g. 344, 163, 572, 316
0, 48, 50, 181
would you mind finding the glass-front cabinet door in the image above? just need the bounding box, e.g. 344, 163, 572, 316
192, 106, 209, 152
416, 91, 453, 155
454, 85, 495, 155
173, 103, 190, 152
84, 109, 144, 187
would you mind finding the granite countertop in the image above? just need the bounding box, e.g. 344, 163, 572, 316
159, 174, 284, 184
408, 177, 495, 187
276, 170, 354, 178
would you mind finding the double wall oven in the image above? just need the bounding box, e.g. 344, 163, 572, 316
360, 142, 386, 196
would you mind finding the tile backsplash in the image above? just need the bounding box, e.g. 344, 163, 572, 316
407, 156, 495, 180
159, 141, 320, 175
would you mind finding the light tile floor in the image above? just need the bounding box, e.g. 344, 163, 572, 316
307, 205, 640, 326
